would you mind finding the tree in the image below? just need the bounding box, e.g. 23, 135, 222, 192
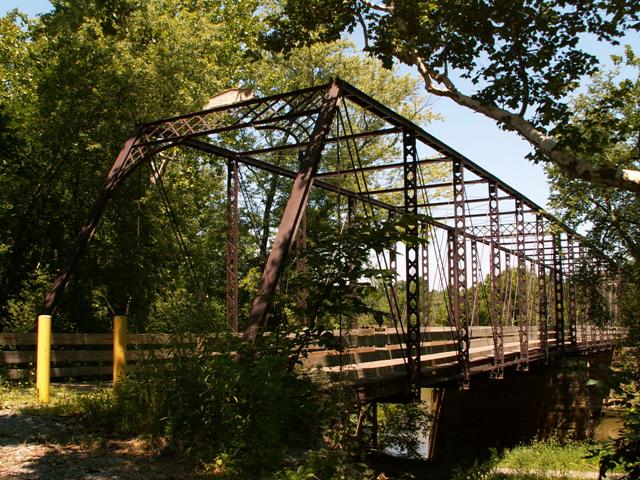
261, 0, 640, 192
0, 0, 263, 331
544, 51, 640, 480
547, 48, 640, 263
0, 2, 441, 334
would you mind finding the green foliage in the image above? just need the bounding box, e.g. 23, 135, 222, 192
0, 0, 261, 331
498, 438, 600, 473
263, 0, 639, 127
3, 266, 53, 332
271, 449, 375, 480
0, 3, 436, 336
595, 347, 640, 479
378, 402, 431, 459
0, 379, 105, 416
85, 336, 334, 476
547, 50, 640, 264
452, 438, 608, 480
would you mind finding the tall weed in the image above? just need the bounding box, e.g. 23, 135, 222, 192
85, 336, 330, 476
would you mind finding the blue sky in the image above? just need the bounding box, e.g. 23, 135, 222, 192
3, 1, 639, 211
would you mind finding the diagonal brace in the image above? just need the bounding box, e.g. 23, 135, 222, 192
244, 82, 341, 342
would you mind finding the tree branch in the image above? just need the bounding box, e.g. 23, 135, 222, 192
410, 54, 640, 194
361, 0, 393, 13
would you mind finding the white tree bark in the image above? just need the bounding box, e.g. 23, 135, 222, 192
411, 55, 640, 194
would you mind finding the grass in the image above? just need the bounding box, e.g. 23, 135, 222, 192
0, 379, 110, 416
452, 437, 627, 479
496, 438, 600, 472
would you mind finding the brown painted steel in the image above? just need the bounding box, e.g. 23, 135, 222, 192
38, 77, 618, 401
450, 159, 470, 388
567, 237, 578, 347
536, 214, 549, 359
226, 159, 239, 332
403, 130, 421, 401
43, 133, 150, 315
552, 234, 565, 349
244, 82, 341, 342
488, 182, 505, 378
515, 198, 529, 370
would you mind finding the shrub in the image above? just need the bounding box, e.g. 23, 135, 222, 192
87, 335, 331, 477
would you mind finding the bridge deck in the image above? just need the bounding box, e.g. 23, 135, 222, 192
301, 326, 618, 400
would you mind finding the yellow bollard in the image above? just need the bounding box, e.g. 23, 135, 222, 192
36, 315, 51, 403
113, 315, 127, 386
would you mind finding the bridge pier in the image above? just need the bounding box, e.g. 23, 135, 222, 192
429, 351, 613, 460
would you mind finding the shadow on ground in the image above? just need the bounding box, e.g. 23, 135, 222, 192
0, 409, 206, 479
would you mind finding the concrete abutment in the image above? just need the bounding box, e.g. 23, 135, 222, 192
429, 351, 613, 460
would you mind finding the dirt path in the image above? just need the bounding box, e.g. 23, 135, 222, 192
0, 408, 205, 479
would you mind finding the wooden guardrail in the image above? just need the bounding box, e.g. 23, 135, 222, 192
1, 325, 620, 382
0, 332, 184, 380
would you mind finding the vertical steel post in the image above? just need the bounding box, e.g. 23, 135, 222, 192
470, 240, 479, 327
388, 209, 398, 286
591, 260, 600, 349
226, 159, 239, 333
567, 236, 578, 347
245, 82, 341, 341
451, 158, 470, 389
421, 222, 430, 327
536, 215, 549, 359
552, 234, 565, 350
403, 130, 421, 401
577, 245, 588, 347
488, 182, 504, 378
515, 198, 529, 370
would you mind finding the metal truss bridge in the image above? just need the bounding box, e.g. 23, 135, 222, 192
43, 79, 623, 399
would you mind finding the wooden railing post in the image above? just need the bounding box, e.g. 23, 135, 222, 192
36, 314, 51, 403
113, 315, 127, 386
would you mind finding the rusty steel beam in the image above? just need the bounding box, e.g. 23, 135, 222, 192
488, 181, 504, 379
451, 158, 470, 388
185, 139, 577, 273
470, 240, 479, 327
139, 84, 328, 147
432, 209, 534, 221
567, 237, 578, 347
577, 245, 588, 347
242, 127, 401, 156
226, 159, 239, 332
552, 234, 565, 350
536, 214, 549, 359
367, 179, 486, 195
421, 222, 430, 327
244, 82, 341, 342
515, 198, 529, 370
337, 80, 587, 239
42, 132, 159, 315
422, 195, 512, 208
403, 130, 421, 401
316, 156, 449, 178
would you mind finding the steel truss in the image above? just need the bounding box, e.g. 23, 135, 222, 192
43, 78, 615, 392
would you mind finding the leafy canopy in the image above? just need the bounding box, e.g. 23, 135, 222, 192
263, 0, 639, 127
547, 48, 640, 262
